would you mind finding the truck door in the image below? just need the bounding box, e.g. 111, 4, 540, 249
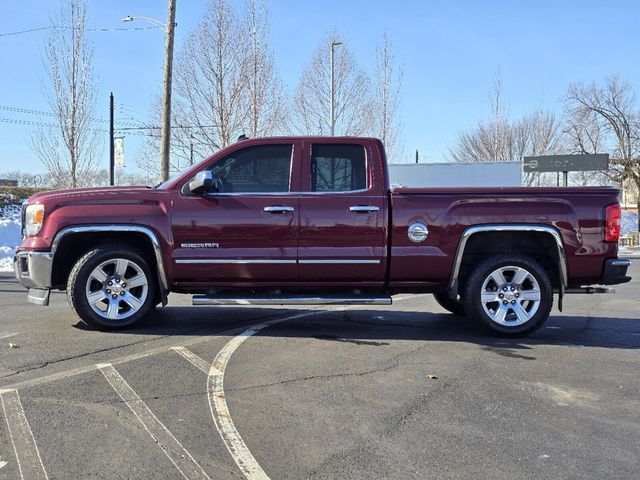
171, 141, 301, 284
298, 141, 387, 285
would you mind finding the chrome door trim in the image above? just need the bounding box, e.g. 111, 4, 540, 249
299, 188, 371, 195
448, 224, 568, 298
298, 259, 380, 264
175, 259, 297, 264
51, 225, 169, 293
203, 191, 296, 197
176, 258, 380, 265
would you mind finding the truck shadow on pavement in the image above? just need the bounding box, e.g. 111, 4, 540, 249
100, 306, 640, 352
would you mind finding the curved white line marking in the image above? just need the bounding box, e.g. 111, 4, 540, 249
207, 312, 315, 480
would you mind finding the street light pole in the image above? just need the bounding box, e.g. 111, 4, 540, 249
109, 93, 115, 186
160, 0, 177, 182
329, 40, 342, 136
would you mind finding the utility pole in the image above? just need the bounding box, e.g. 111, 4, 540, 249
415, 149, 419, 164
160, 0, 177, 182
329, 40, 342, 136
109, 92, 115, 186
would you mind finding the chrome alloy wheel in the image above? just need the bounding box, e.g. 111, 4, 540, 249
84, 258, 149, 321
480, 265, 541, 327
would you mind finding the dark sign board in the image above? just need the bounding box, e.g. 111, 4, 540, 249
523, 154, 609, 173
0, 179, 18, 186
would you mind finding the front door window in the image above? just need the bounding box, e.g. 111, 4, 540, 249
207, 144, 293, 194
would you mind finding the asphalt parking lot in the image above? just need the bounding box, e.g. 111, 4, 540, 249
0, 261, 638, 480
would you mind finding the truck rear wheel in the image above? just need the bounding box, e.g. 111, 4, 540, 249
67, 244, 156, 330
433, 292, 466, 316
462, 254, 553, 337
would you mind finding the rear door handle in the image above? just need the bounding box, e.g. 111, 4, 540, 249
349, 205, 380, 213
264, 206, 295, 213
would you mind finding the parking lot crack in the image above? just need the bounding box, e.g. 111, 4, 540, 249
228, 345, 426, 392
0, 336, 169, 380
95, 390, 208, 405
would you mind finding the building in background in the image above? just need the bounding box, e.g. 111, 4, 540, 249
388, 162, 522, 188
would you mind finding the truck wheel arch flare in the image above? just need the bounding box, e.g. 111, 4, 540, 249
52, 225, 169, 302
447, 224, 568, 299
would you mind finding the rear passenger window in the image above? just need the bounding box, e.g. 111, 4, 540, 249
311, 144, 367, 192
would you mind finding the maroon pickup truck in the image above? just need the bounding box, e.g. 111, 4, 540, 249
14, 137, 631, 336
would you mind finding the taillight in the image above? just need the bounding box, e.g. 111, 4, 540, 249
605, 203, 621, 243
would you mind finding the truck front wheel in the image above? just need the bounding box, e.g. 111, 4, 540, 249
462, 254, 553, 337
67, 244, 156, 330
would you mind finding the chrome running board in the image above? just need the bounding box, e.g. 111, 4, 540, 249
192, 295, 392, 306
564, 287, 615, 294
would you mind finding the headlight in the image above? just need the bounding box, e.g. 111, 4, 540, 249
24, 204, 45, 237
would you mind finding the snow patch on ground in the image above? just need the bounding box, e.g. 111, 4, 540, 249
621, 210, 638, 236
0, 203, 21, 272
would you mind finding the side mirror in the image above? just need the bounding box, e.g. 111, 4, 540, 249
188, 170, 214, 195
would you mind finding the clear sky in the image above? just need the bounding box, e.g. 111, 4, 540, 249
0, 0, 638, 175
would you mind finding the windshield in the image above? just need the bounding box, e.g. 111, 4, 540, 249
155, 166, 193, 189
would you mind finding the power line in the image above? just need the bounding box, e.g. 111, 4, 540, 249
0, 105, 57, 117
0, 117, 57, 127
0, 105, 145, 128
86, 26, 160, 33
0, 115, 219, 136
116, 124, 220, 131
0, 117, 107, 133
0, 26, 51, 37
0, 25, 158, 37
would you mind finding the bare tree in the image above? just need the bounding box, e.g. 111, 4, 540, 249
449, 73, 516, 163
31, 0, 101, 188
241, 0, 286, 138
371, 33, 403, 162
449, 76, 562, 185
565, 76, 640, 221
171, 0, 246, 164
562, 107, 609, 186
522, 108, 563, 186
139, 0, 285, 173
292, 35, 373, 136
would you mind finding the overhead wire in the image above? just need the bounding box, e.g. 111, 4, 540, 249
0, 25, 159, 37
0, 104, 146, 128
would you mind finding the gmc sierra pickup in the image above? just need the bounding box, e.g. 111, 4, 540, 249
14, 137, 631, 336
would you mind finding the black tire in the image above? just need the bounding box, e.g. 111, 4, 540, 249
433, 292, 466, 316
462, 254, 553, 337
67, 244, 156, 330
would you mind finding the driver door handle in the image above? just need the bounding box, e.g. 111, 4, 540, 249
349, 205, 380, 213
264, 206, 295, 214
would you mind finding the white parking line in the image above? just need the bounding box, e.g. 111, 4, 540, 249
97, 363, 211, 480
0, 323, 259, 392
0, 388, 49, 480
0, 333, 18, 341
207, 311, 317, 480
171, 346, 221, 375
